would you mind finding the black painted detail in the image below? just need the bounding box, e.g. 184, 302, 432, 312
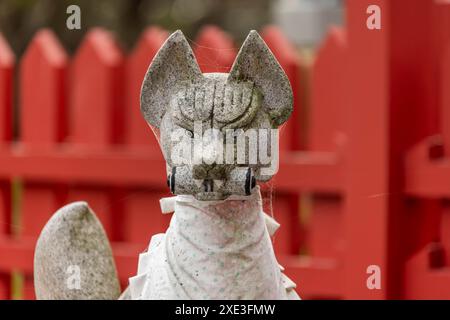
245, 168, 252, 196
170, 167, 176, 194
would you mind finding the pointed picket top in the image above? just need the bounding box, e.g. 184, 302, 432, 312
129, 26, 169, 65
0, 33, 14, 67
310, 26, 347, 151
260, 25, 300, 74
74, 27, 123, 67
22, 29, 67, 68
71, 28, 125, 148
0, 33, 14, 143
317, 27, 346, 56
126, 26, 168, 147
20, 29, 68, 146
194, 25, 236, 73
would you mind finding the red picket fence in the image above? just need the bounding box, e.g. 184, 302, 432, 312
0, 24, 305, 300
2, 0, 450, 300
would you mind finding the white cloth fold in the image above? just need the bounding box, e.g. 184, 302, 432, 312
129, 186, 300, 300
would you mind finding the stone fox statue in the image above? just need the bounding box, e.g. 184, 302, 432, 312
34, 30, 300, 300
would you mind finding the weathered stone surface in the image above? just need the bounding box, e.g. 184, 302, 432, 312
228, 30, 293, 127
34, 202, 121, 300
140, 30, 203, 129
128, 187, 300, 299
141, 30, 293, 201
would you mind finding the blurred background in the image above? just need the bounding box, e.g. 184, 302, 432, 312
1, 0, 450, 301
0, 0, 343, 55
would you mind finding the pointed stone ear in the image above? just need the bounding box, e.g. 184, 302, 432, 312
228, 30, 293, 127
140, 30, 203, 128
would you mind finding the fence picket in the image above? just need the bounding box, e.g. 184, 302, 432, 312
19, 30, 69, 299
126, 26, 168, 148
122, 27, 169, 267
261, 26, 303, 256
308, 27, 346, 261
0, 32, 14, 299
0, 34, 13, 143
68, 28, 125, 240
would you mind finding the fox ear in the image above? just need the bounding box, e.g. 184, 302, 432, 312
140, 30, 203, 128
228, 30, 293, 127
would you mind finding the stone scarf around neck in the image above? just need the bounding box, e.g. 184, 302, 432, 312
129, 186, 300, 300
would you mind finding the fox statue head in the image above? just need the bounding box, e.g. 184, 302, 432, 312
141, 30, 293, 200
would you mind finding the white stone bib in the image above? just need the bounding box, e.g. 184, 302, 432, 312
129, 187, 300, 300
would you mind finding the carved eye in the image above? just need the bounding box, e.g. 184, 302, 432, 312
172, 81, 215, 131
213, 81, 261, 130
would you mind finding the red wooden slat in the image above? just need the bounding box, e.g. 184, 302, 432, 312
19, 29, 68, 237
405, 138, 450, 198
123, 27, 170, 245
309, 194, 344, 258
344, 0, 440, 299
402, 2, 450, 299
0, 33, 14, 143
121, 189, 170, 244
0, 186, 12, 300
261, 26, 303, 256
20, 29, 68, 146
442, 43, 450, 159
307, 28, 347, 262
0, 148, 166, 187
434, 0, 450, 156
345, 0, 391, 300
388, 0, 444, 300
19, 29, 69, 300
69, 28, 125, 241
261, 25, 302, 151
310, 27, 347, 151
19, 29, 68, 236
126, 26, 168, 147
405, 250, 450, 299
0, 32, 14, 234
194, 25, 236, 73
269, 196, 300, 255
0, 32, 14, 299
0, 149, 341, 192
71, 28, 125, 148
279, 255, 342, 299
0, 237, 35, 273
437, 36, 450, 280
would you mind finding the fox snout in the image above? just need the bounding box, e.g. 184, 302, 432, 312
168, 165, 256, 200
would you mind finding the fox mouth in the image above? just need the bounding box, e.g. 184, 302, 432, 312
195, 179, 215, 193
167, 166, 256, 199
